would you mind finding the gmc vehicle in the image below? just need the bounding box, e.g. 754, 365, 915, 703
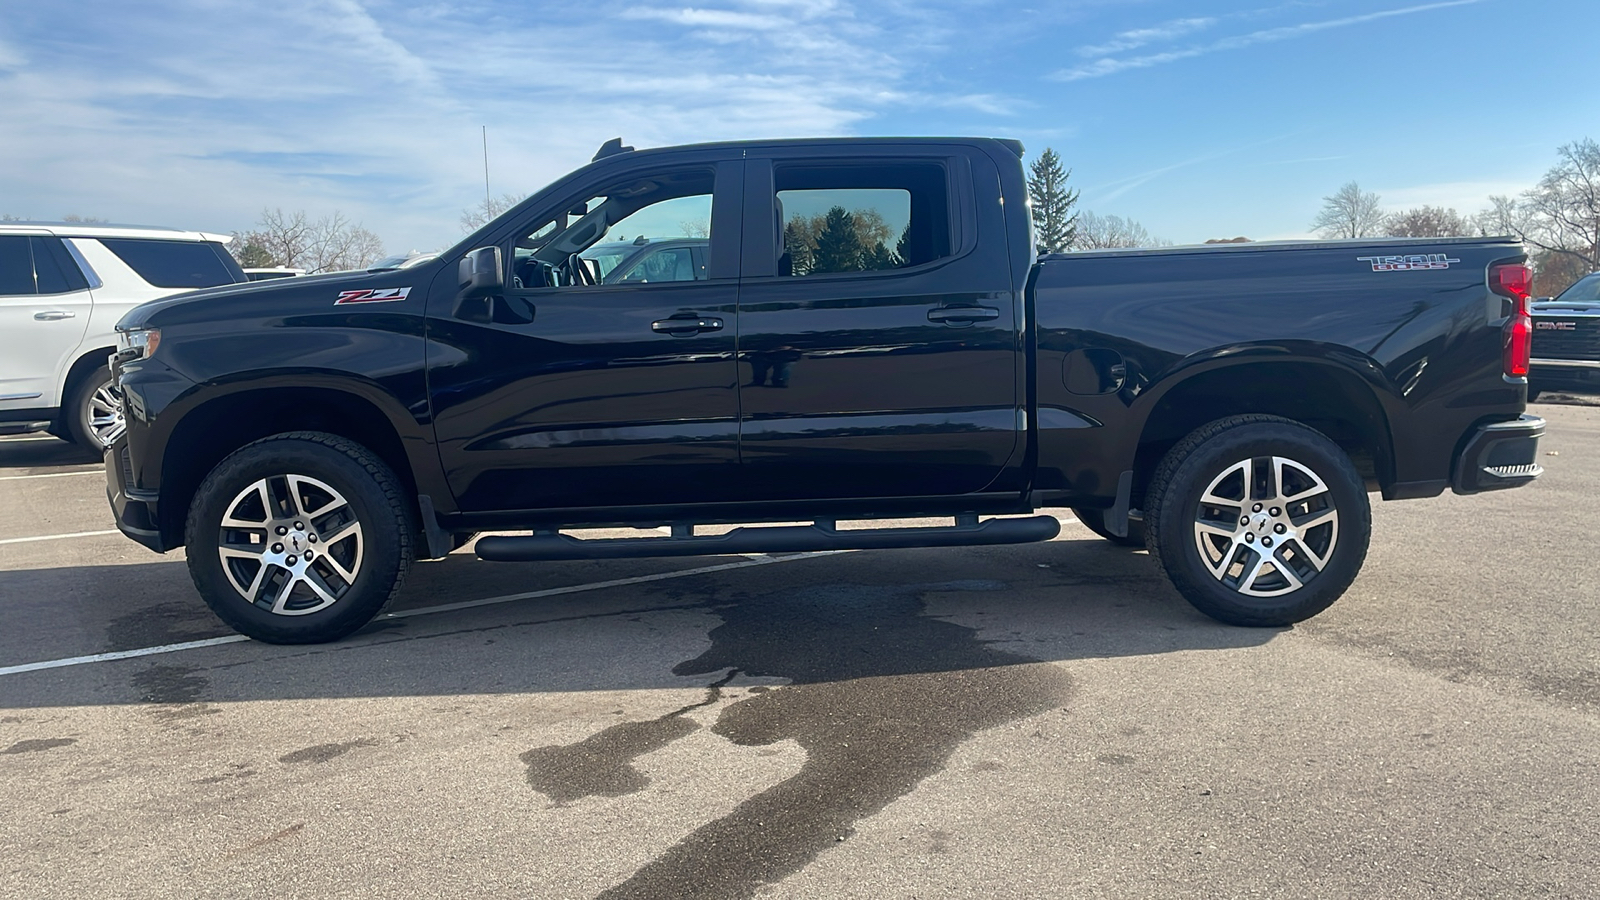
1529, 271, 1600, 398
106, 137, 1545, 644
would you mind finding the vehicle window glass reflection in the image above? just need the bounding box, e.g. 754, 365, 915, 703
510, 169, 714, 290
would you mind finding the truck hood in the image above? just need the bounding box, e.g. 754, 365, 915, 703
1530, 300, 1600, 315
115, 270, 402, 331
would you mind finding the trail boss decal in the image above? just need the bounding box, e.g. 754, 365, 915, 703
1356, 254, 1461, 272
335, 287, 411, 305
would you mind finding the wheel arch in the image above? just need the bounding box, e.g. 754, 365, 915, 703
57, 344, 117, 425
1128, 352, 1398, 503
154, 377, 440, 547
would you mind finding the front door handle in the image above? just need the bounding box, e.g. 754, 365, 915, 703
927, 306, 1000, 325
651, 315, 724, 336
34, 311, 76, 321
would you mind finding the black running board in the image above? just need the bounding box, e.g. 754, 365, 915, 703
474, 515, 1062, 562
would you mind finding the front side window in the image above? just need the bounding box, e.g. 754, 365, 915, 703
773, 162, 951, 277
0, 236, 36, 295
99, 239, 245, 289
511, 168, 715, 290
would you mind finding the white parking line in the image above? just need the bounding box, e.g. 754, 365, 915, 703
0, 470, 102, 482
0, 436, 65, 443
0, 529, 121, 546
0, 550, 845, 677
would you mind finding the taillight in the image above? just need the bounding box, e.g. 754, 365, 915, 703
1490, 263, 1532, 378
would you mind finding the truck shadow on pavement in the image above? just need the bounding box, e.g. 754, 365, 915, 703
0, 540, 1276, 900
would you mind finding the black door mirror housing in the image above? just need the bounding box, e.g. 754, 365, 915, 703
458, 246, 504, 298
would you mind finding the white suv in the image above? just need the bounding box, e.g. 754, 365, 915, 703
0, 223, 247, 449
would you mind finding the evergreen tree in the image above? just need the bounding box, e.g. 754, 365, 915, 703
1027, 148, 1079, 254
863, 241, 897, 270
782, 220, 814, 275
811, 206, 864, 273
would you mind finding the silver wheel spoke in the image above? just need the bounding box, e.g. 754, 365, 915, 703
301, 567, 339, 605
1194, 452, 1340, 599
218, 472, 361, 617
1200, 459, 1250, 507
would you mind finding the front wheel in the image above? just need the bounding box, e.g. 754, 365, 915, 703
184, 432, 414, 643
1144, 415, 1370, 627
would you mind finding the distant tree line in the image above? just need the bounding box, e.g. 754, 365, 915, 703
230, 208, 386, 273
1312, 137, 1600, 294
783, 206, 905, 275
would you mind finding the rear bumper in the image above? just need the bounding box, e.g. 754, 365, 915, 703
105, 439, 171, 552
1451, 415, 1544, 495
1530, 358, 1600, 391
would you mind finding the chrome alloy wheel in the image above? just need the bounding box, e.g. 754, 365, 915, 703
216, 474, 364, 616
1192, 455, 1339, 598
86, 383, 125, 448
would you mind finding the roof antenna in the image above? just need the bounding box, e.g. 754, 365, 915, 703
593, 138, 634, 162
482, 126, 492, 216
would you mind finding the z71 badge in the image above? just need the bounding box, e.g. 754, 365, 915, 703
335, 287, 411, 305
1356, 254, 1461, 272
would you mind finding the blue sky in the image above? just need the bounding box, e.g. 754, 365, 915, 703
0, 0, 1593, 254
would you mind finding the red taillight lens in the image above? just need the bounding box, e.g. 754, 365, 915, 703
1504, 301, 1531, 378
1492, 263, 1533, 300
1492, 263, 1534, 378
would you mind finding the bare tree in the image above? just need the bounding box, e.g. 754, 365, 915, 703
461, 192, 526, 232
1385, 206, 1471, 238
1074, 211, 1168, 250
230, 208, 385, 273
1311, 182, 1386, 239
1472, 140, 1600, 296
1521, 138, 1600, 276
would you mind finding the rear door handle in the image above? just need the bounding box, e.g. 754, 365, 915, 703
34, 311, 76, 321
651, 315, 724, 336
927, 306, 1000, 325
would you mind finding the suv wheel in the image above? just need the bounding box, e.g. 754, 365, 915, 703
1145, 415, 1370, 627
66, 365, 125, 450
185, 432, 414, 643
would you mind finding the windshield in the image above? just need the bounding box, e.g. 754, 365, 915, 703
1552, 273, 1600, 305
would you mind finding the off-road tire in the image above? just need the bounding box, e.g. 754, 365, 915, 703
185, 431, 414, 643
1071, 507, 1146, 548
1144, 415, 1370, 627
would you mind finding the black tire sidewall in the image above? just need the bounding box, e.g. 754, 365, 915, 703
185, 437, 410, 644
65, 365, 114, 449
1153, 422, 1370, 627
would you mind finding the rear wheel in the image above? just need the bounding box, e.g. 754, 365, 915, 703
65, 365, 124, 450
185, 432, 414, 643
1144, 415, 1370, 627
1071, 507, 1145, 548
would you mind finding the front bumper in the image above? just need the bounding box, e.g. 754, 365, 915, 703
106, 439, 170, 552
1451, 415, 1544, 495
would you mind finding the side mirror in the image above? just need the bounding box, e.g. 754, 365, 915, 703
457, 246, 504, 298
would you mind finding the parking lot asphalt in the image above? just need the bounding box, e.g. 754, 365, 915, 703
2, 401, 1598, 899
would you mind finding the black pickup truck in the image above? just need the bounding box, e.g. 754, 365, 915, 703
107, 137, 1545, 643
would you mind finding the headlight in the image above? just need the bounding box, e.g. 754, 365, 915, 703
115, 327, 161, 361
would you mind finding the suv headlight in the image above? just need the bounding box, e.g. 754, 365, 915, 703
115, 327, 161, 361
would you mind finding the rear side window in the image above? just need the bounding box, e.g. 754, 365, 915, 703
99, 238, 245, 288
773, 162, 952, 277
32, 237, 90, 294
0, 236, 35, 295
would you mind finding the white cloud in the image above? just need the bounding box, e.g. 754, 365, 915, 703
1376, 180, 1535, 213
1076, 17, 1216, 58
1053, 0, 1494, 82
0, 0, 1011, 254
